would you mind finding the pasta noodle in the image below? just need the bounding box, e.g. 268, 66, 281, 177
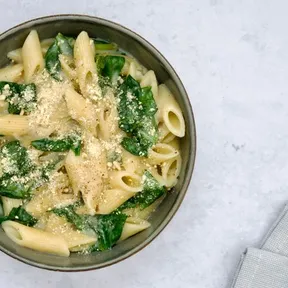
2, 221, 70, 256
64, 87, 98, 136
0, 115, 29, 136
2, 197, 22, 215
161, 155, 182, 188
0, 29, 186, 257
121, 150, 145, 174
7, 39, 55, 63
74, 31, 101, 100
123, 195, 165, 220
148, 143, 179, 165
65, 134, 107, 214
140, 70, 158, 101
22, 30, 44, 83
0, 64, 23, 82
157, 84, 185, 137
25, 172, 77, 218
96, 90, 119, 140
45, 214, 97, 251
119, 218, 151, 241
59, 55, 77, 81
7, 49, 23, 63
109, 171, 143, 193
96, 188, 135, 214
158, 122, 176, 144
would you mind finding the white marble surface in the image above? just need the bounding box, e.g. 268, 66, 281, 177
1, 0, 288, 287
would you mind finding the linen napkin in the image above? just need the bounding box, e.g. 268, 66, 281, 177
232, 204, 288, 288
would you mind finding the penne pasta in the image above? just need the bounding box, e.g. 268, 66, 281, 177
157, 84, 185, 137
96, 188, 135, 214
59, 55, 77, 80
161, 155, 182, 188
7, 49, 23, 63
2, 197, 22, 215
121, 150, 146, 175
109, 171, 143, 193
64, 87, 98, 136
140, 70, 158, 100
0, 64, 23, 82
123, 195, 165, 220
22, 30, 44, 83
158, 122, 176, 144
74, 31, 101, 100
148, 143, 179, 165
119, 218, 151, 241
2, 221, 70, 256
45, 214, 97, 250
65, 134, 107, 215
0, 115, 29, 136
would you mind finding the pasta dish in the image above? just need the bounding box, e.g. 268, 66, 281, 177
0, 30, 185, 256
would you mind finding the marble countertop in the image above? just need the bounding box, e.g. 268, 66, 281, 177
1, 0, 288, 287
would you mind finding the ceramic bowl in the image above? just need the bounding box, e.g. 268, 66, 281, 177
0, 15, 196, 271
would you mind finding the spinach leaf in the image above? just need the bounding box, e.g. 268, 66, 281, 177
0, 206, 37, 226
52, 205, 127, 251
34, 160, 58, 189
95, 214, 127, 251
121, 137, 145, 157
52, 203, 89, 231
139, 87, 158, 116
0, 141, 56, 199
93, 39, 118, 51
0, 179, 31, 199
45, 41, 61, 80
0, 141, 33, 176
96, 55, 125, 84
45, 33, 74, 80
118, 75, 141, 133
117, 75, 158, 156
56, 33, 73, 55
0, 82, 37, 115
31, 134, 81, 156
117, 171, 166, 211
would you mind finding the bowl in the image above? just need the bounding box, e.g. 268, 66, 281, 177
0, 15, 196, 271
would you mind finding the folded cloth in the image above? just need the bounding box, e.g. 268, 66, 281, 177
261, 204, 288, 257
232, 248, 288, 288
231, 204, 288, 288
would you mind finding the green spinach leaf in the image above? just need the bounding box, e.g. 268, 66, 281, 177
31, 134, 81, 156
0, 141, 57, 199
45, 33, 74, 81
0, 82, 37, 115
95, 214, 127, 251
117, 171, 166, 211
0, 179, 31, 199
0, 206, 37, 226
52, 205, 127, 251
96, 55, 125, 84
45, 41, 61, 80
0, 141, 33, 176
56, 33, 73, 55
117, 75, 158, 156
52, 203, 89, 231
93, 39, 118, 51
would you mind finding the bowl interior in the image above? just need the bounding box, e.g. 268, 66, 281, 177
0, 15, 196, 271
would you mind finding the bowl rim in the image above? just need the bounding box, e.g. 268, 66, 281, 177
0, 14, 197, 271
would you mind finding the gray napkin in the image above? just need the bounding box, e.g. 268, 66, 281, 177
232, 204, 288, 288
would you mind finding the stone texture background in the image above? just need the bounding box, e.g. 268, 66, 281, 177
1, 1, 288, 287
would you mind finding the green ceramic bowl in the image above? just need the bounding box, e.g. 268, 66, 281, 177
0, 15, 196, 271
